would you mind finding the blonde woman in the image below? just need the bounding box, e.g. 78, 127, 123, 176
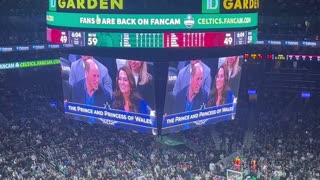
126, 60, 155, 109
223, 56, 241, 97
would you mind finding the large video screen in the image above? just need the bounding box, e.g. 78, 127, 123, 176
47, 12, 258, 30
60, 54, 157, 134
162, 56, 242, 134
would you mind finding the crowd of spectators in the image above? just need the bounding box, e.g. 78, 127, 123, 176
0, 0, 47, 16
0, 67, 240, 179
258, 0, 320, 40
258, 16, 320, 41
0, 0, 46, 46
259, 0, 320, 17
242, 91, 320, 179
1, 52, 320, 179
0, 50, 60, 63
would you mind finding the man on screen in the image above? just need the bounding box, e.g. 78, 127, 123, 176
72, 59, 112, 108
69, 55, 112, 95
174, 62, 208, 114
172, 60, 211, 96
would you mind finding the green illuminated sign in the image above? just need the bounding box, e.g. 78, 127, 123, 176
47, 11, 258, 29
202, 0, 220, 13
252, 29, 258, 44
0, 62, 19, 70
49, 0, 57, 11
0, 59, 60, 70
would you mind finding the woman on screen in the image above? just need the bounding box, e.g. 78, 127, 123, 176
223, 56, 241, 97
126, 60, 155, 109
112, 65, 150, 114
207, 66, 234, 107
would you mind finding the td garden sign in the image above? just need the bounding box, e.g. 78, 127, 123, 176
46, 12, 258, 29
49, 0, 259, 13
202, 0, 259, 13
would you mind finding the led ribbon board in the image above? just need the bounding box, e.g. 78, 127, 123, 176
46, 11, 258, 29
0, 59, 60, 70
47, 27, 258, 48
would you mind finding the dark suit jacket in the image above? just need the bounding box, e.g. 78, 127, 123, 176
164, 92, 175, 115
174, 86, 208, 114
62, 80, 72, 101
137, 77, 155, 110
228, 72, 241, 97
72, 79, 112, 107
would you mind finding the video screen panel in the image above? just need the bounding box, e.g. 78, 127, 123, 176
162, 56, 242, 134
60, 54, 157, 134
47, 11, 258, 30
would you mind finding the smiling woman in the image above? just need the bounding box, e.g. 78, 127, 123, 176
207, 65, 233, 107
57, 0, 123, 10
112, 65, 150, 114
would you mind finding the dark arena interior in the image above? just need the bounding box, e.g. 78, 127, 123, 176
0, 0, 320, 179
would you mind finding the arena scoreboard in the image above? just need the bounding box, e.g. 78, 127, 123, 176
47, 28, 257, 48
47, 0, 259, 48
